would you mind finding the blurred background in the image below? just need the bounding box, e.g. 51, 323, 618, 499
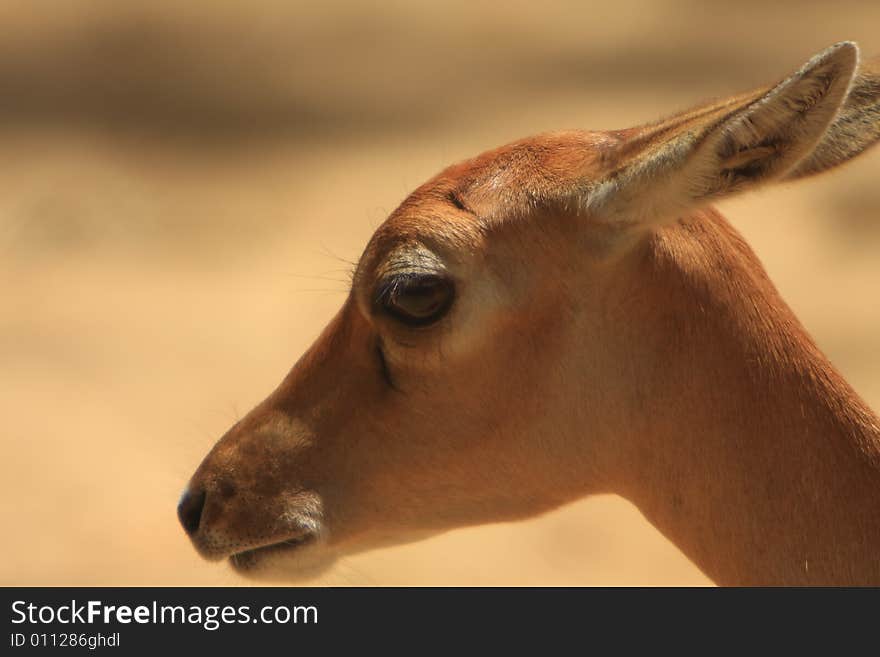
2, 0, 879, 585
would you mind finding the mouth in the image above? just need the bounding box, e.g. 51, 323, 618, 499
228, 533, 317, 572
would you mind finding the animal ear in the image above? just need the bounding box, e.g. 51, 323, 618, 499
784, 53, 880, 180
588, 42, 860, 225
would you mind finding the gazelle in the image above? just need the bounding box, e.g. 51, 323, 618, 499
179, 42, 880, 585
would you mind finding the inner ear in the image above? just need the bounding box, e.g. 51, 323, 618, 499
586, 42, 860, 227
719, 142, 782, 183
700, 41, 859, 197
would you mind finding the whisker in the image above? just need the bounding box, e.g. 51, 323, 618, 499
314, 243, 357, 268
282, 273, 353, 284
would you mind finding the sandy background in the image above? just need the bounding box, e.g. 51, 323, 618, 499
1, 1, 879, 586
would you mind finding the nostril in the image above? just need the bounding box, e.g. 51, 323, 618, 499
177, 487, 207, 537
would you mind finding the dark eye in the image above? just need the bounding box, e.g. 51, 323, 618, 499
375, 274, 455, 327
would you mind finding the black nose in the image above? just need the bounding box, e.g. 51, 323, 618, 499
177, 487, 206, 536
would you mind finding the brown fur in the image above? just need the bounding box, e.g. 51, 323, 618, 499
179, 43, 880, 585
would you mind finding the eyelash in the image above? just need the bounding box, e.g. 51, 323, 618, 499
373, 274, 455, 327
372, 273, 426, 307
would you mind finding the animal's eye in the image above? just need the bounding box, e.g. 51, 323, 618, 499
375, 274, 455, 327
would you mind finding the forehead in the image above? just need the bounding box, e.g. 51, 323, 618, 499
359, 130, 612, 272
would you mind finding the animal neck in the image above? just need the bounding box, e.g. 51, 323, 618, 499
607, 208, 880, 585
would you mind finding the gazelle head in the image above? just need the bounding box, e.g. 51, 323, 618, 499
178, 42, 880, 580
